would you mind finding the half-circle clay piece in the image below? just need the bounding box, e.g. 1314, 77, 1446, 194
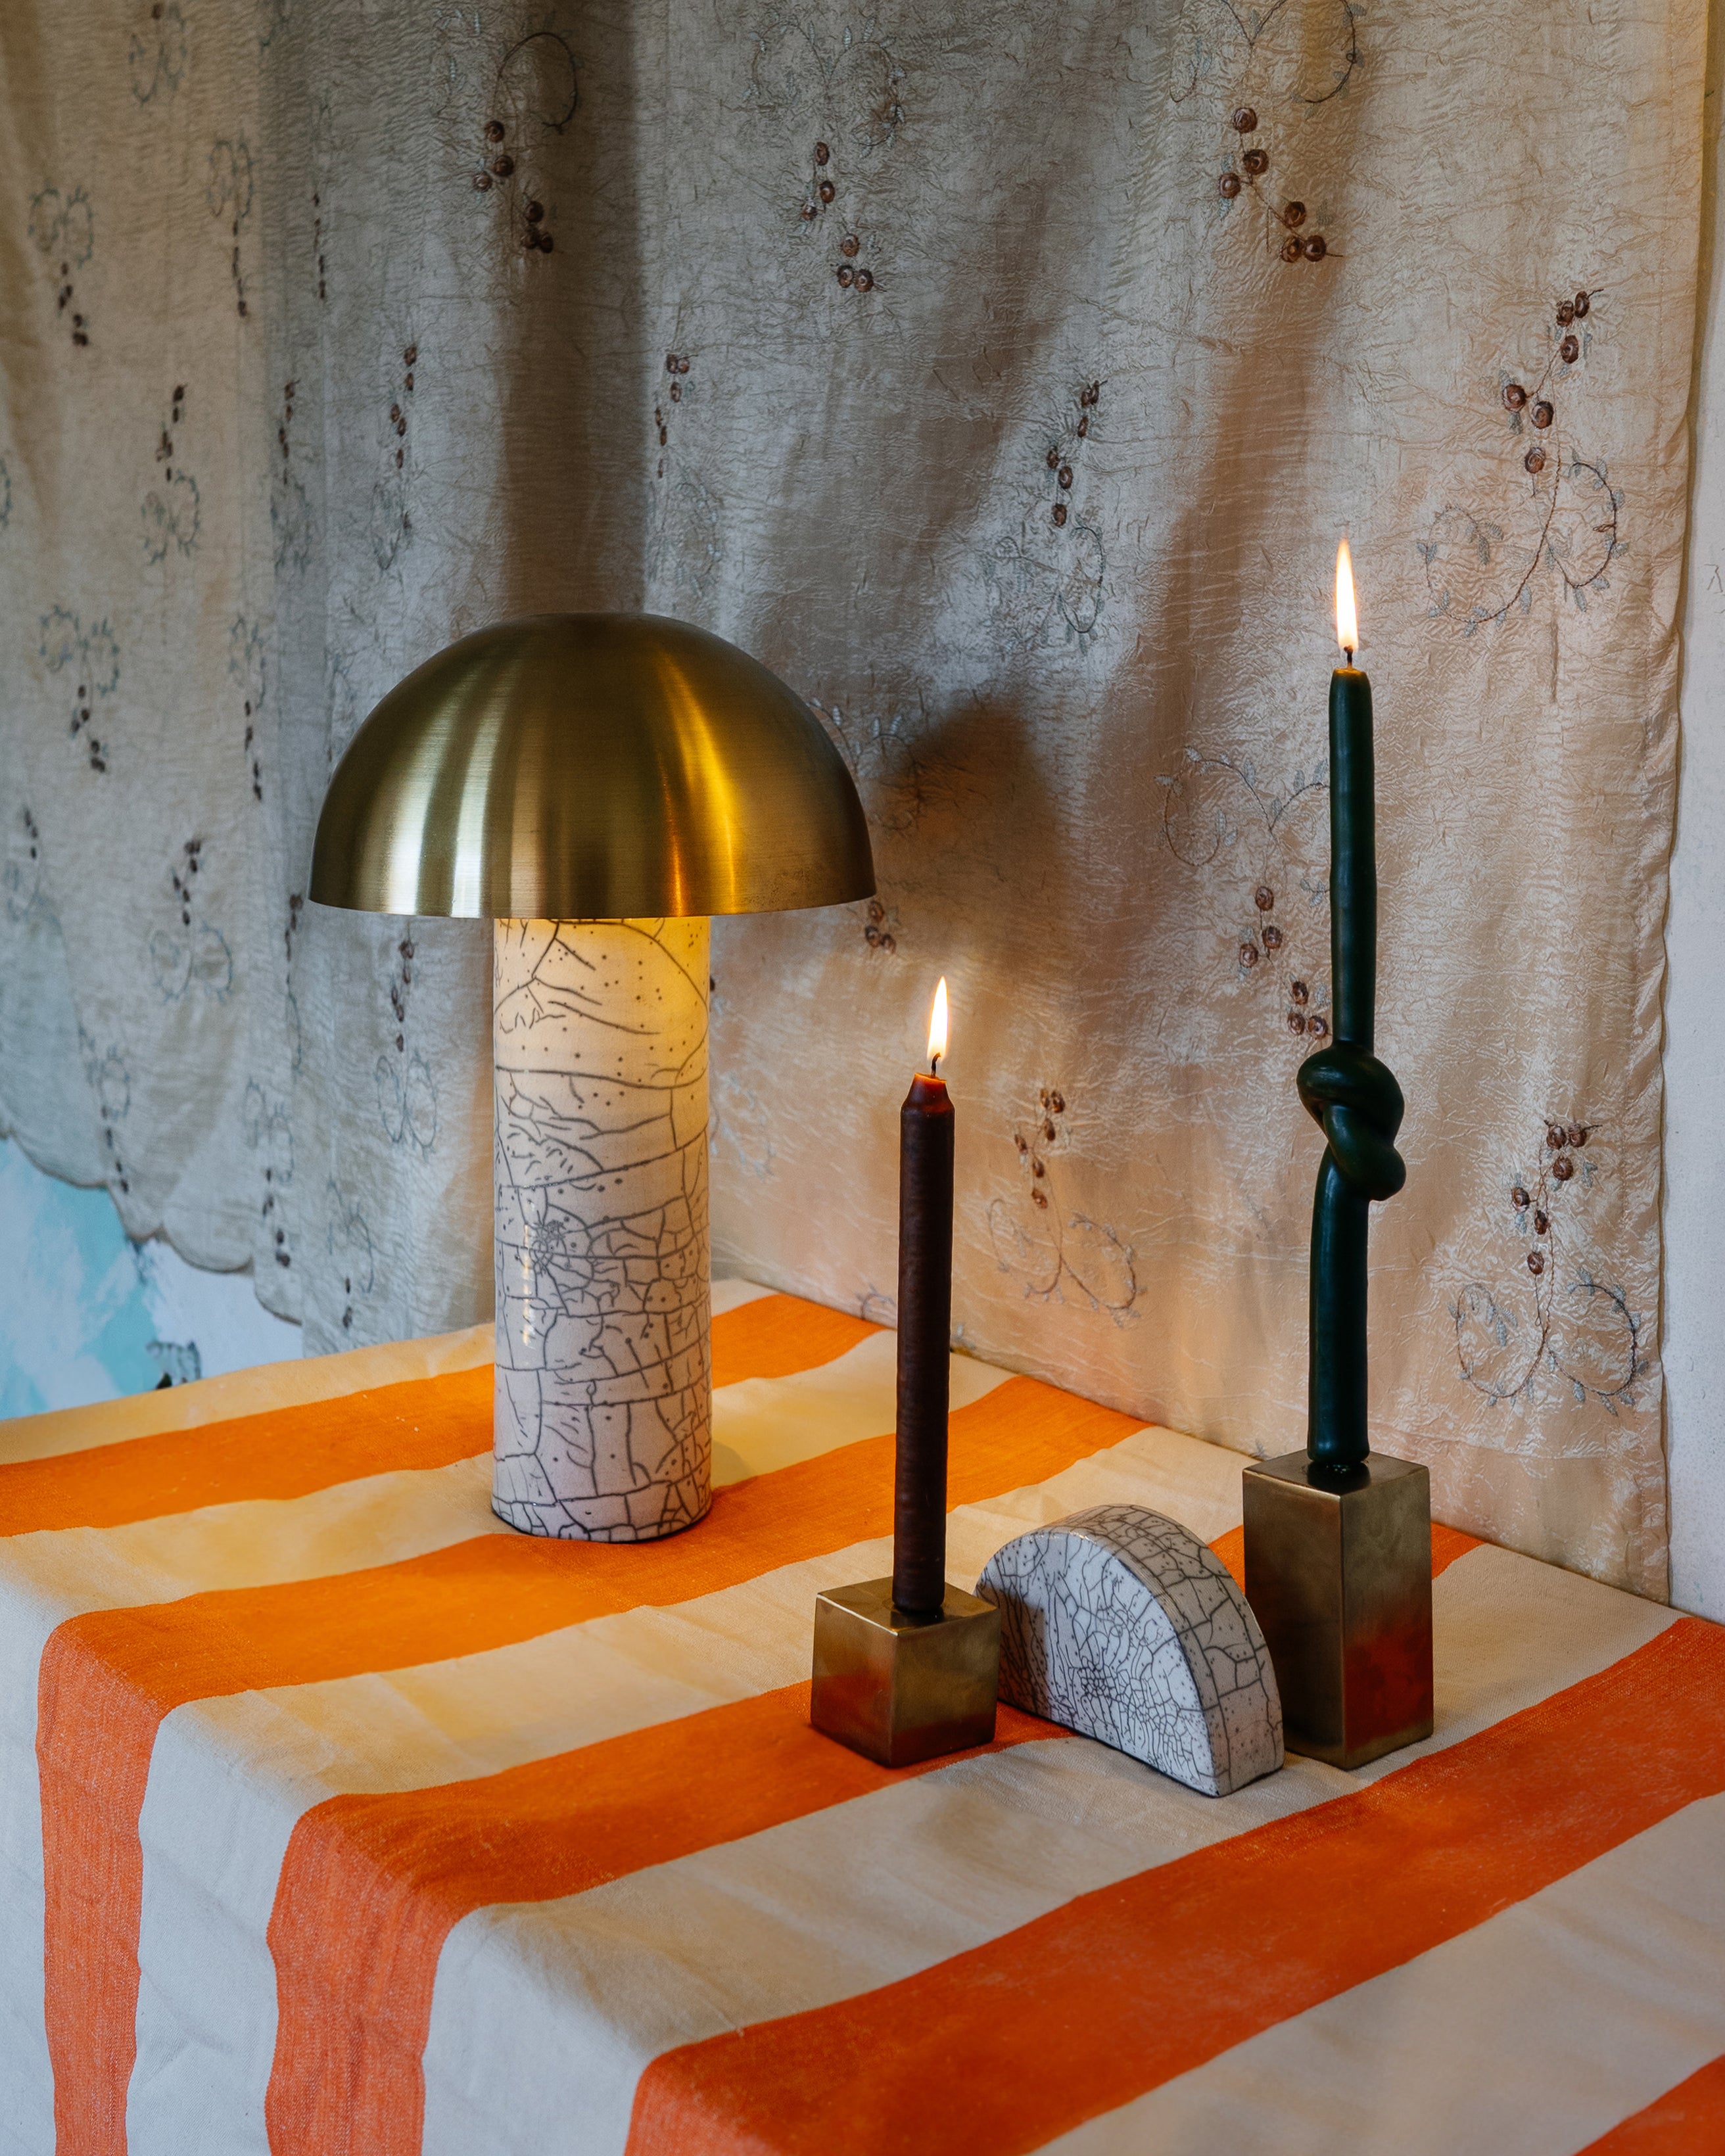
976, 1503, 1283, 1796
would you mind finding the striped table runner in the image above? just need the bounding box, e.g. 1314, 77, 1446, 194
0, 1280, 1720, 2155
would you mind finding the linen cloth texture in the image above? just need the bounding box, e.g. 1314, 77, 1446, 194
0, 0, 1703, 1593
0, 1285, 1722, 2155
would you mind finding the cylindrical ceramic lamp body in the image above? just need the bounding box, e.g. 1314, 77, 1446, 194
1308, 666, 1375, 1472
491, 918, 711, 1541
893, 1072, 955, 1611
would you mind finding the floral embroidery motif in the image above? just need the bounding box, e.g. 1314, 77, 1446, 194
243, 1081, 294, 1270
988, 1089, 1140, 1324
859, 895, 897, 954
206, 137, 254, 316
370, 344, 419, 570
143, 381, 199, 562
751, 17, 905, 137
150, 836, 233, 1002
983, 379, 1106, 656
310, 95, 334, 302
80, 1025, 133, 1194
130, 3, 187, 103
647, 477, 722, 599
1175, 0, 1361, 260
811, 694, 932, 839
1213, 104, 1333, 262
654, 350, 692, 480
1045, 381, 1100, 531
1421, 287, 1623, 630
1160, 749, 1331, 1037
803, 137, 877, 294
1453, 1116, 1643, 1415
748, 18, 904, 298
5, 807, 45, 925
31, 185, 95, 346
378, 1054, 438, 1153
325, 1179, 375, 1333
30, 184, 94, 264
753, 7, 906, 293
858, 1282, 897, 1325
283, 891, 304, 1077
40, 607, 119, 773
646, 357, 722, 601
273, 378, 312, 573
376, 933, 438, 1154
464, 28, 577, 256
228, 616, 267, 801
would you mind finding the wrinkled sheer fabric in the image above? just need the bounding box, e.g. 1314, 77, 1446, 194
0, 0, 1698, 1592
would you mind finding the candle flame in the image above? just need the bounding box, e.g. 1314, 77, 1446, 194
1335, 538, 1358, 657
928, 978, 949, 1069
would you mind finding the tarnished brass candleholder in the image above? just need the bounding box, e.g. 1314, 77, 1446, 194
1242, 1450, 1431, 1769
1243, 558, 1433, 1771
811, 1580, 1000, 1768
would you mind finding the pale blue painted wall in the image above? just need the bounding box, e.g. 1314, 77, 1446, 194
0, 1138, 300, 1415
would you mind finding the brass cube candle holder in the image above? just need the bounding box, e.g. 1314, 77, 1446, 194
1242, 1451, 1432, 1769
811, 1580, 1001, 1768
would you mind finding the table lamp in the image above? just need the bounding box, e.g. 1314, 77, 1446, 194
310, 613, 874, 1542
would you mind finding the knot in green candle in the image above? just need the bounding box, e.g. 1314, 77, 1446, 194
1297, 1042, 1407, 1204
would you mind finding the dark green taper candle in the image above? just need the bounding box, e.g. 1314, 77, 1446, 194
1296, 543, 1406, 1475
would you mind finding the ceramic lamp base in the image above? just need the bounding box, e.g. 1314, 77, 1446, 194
491, 918, 711, 1543
811, 1580, 1001, 1768
1242, 1449, 1433, 1769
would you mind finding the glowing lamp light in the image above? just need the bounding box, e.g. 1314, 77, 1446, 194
928, 977, 949, 1072
1336, 538, 1358, 658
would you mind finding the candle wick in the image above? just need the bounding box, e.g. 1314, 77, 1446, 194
930, 1052, 940, 1076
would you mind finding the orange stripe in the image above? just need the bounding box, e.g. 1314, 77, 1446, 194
711, 1294, 878, 1387
0, 1367, 493, 1538
625, 1617, 1725, 2156
39, 1373, 1135, 2156
1430, 1521, 1485, 1575
1211, 1525, 1246, 1587
1577, 2054, 1725, 2153
264, 1691, 1063, 2156
1209, 1518, 1481, 1592
263, 1514, 1474, 2153
3, 1294, 868, 1540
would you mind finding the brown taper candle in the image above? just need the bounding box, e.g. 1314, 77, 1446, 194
893, 982, 955, 1612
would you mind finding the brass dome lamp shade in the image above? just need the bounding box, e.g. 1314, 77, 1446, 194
311, 614, 874, 1543
311, 613, 874, 919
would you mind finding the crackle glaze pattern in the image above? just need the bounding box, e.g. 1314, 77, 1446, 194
978, 1504, 1283, 1796
492, 920, 710, 1541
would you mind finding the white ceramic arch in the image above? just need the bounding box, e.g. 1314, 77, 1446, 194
977, 1503, 1283, 1796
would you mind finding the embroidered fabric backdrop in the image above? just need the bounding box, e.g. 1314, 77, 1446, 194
0, 0, 1701, 1594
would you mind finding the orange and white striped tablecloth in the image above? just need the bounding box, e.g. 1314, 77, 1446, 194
1, 1278, 1722, 2155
